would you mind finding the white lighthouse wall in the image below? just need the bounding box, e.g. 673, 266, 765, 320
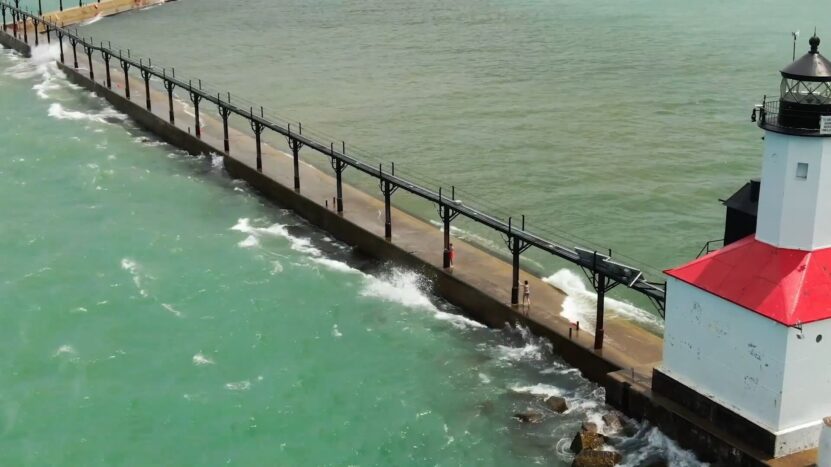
756, 132, 831, 250
779, 320, 831, 429
661, 278, 788, 431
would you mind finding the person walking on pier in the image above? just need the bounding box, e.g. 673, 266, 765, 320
522, 280, 531, 312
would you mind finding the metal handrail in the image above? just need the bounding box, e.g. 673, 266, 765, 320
0, 1, 667, 309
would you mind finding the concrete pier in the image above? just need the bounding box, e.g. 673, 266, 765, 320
0, 19, 820, 466
42, 0, 169, 28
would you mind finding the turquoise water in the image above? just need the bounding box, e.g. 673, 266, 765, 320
0, 48, 702, 465
7, 0, 828, 463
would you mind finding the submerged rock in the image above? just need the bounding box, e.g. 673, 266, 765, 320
601, 412, 624, 433
512, 411, 543, 424
570, 422, 607, 453
571, 450, 622, 467
544, 396, 568, 413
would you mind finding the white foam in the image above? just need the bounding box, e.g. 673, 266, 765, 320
434, 310, 486, 330
311, 257, 360, 274
361, 269, 436, 311
543, 269, 663, 330
508, 383, 563, 398
494, 342, 544, 363
331, 324, 343, 337
211, 153, 224, 170
270, 260, 284, 275
231, 218, 320, 255
48, 103, 126, 124
161, 303, 183, 318
619, 425, 708, 467
192, 353, 214, 366
79, 13, 103, 26
120, 258, 148, 298
53, 344, 77, 358
224, 380, 251, 391
238, 235, 259, 248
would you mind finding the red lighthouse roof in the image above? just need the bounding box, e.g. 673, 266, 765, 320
665, 236, 831, 326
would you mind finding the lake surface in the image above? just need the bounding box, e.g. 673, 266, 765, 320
6, 0, 830, 464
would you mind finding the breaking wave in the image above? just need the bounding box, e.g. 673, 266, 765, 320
48, 102, 126, 124
230, 218, 484, 330
543, 269, 663, 331
120, 258, 149, 298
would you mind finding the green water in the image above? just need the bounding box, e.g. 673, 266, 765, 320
0, 49, 702, 465
72, 0, 831, 318
7, 0, 828, 463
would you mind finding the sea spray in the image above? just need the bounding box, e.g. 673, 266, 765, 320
543, 269, 663, 332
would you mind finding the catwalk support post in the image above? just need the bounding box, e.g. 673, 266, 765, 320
330, 144, 347, 214
83, 43, 94, 81
57, 31, 64, 63
119, 56, 131, 100
287, 124, 303, 192
379, 163, 399, 240
140, 65, 152, 111
188, 82, 202, 138
438, 187, 460, 269
101, 49, 111, 89
218, 101, 232, 154
505, 216, 531, 306
162, 75, 175, 124
249, 111, 264, 172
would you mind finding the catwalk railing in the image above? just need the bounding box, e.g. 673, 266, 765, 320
0, 1, 668, 348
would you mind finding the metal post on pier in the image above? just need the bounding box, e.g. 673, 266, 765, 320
69, 37, 78, 68
379, 163, 398, 240
249, 111, 264, 171
329, 143, 347, 214
287, 123, 303, 192
21, 12, 27, 44
595, 272, 607, 350
1, 6, 6, 34
189, 82, 202, 138
439, 187, 460, 268
59, 0, 63, 11
45, 23, 50, 44
506, 216, 531, 306
162, 73, 175, 124
37, 0, 41, 16
120, 57, 131, 100
140, 66, 152, 111
83, 44, 94, 81
578, 251, 622, 351
32, 18, 38, 46
218, 100, 232, 154
101, 49, 111, 89
57, 31, 64, 63
11, 8, 16, 39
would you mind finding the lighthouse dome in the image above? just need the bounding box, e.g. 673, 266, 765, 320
769, 35, 831, 132
781, 35, 831, 83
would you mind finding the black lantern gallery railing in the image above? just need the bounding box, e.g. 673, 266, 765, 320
0, 1, 669, 343
756, 96, 831, 135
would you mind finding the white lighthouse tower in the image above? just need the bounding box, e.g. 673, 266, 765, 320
653, 36, 831, 458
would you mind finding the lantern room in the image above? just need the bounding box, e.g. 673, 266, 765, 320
771, 35, 831, 131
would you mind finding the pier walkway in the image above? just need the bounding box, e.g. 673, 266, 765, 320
42, 0, 169, 27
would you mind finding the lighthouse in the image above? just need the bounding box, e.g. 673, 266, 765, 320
653, 36, 831, 458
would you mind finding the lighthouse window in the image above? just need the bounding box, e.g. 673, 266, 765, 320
796, 162, 809, 180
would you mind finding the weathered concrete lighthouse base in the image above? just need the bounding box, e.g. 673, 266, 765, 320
604, 367, 821, 466
652, 369, 822, 459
